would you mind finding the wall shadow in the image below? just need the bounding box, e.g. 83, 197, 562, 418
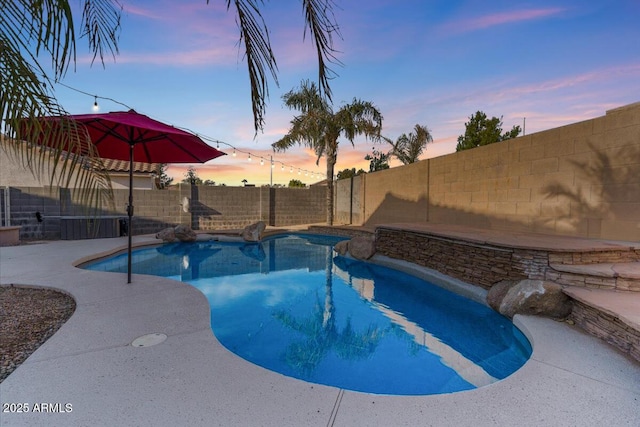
351, 141, 639, 240
540, 142, 640, 235
189, 185, 222, 231
362, 193, 570, 237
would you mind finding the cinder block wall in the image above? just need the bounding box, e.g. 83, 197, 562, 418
428, 102, 640, 240
363, 161, 430, 225
268, 186, 326, 226
336, 102, 640, 241
188, 185, 264, 230
4, 187, 63, 239
3, 183, 327, 240
335, 174, 365, 225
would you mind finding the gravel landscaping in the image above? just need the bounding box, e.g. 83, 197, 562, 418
0, 285, 76, 383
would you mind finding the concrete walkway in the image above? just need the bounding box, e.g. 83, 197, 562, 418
1, 236, 639, 427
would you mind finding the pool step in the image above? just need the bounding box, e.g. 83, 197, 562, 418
548, 262, 640, 291
563, 286, 640, 363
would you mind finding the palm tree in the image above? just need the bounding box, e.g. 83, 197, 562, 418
385, 124, 433, 165
2, 0, 341, 208
272, 80, 383, 225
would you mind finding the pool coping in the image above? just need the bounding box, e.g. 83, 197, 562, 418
1, 235, 639, 426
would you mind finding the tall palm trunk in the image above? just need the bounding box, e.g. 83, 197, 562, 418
325, 146, 337, 225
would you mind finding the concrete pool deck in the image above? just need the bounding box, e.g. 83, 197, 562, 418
1, 235, 639, 427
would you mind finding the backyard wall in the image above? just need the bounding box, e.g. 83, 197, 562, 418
335, 102, 640, 241
1, 184, 326, 240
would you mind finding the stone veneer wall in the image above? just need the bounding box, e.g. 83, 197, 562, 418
546, 269, 640, 292
570, 300, 640, 363
547, 250, 640, 265
547, 249, 640, 291
374, 227, 640, 291
374, 228, 552, 289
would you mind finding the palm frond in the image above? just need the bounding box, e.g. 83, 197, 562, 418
81, 0, 122, 65
1, 1, 119, 214
337, 99, 383, 143
387, 124, 433, 164
4, 0, 77, 80
272, 132, 298, 152
282, 80, 329, 114
226, 0, 278, 133
301, 0, 342, 100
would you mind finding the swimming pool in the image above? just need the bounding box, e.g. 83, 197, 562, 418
85, 233, 531, 395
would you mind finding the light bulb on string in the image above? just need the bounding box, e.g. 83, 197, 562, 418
248, 153, 252, 162
260, 158, 264, 166
232, 148, 236, 157
92, 96, 99, 112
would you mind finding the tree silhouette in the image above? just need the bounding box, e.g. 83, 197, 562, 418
456, 111, 520, 152
385, 124, 433, 164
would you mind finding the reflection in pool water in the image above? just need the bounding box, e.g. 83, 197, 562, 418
85, 234, 532, 395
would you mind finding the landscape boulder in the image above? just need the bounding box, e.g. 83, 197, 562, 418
487, 279, 572, 319
334, 240, 349, 256
241, 221, 266, 242
156, 227, 178, 242
174, 224, 197, 242
348, 235, 376, 260
156, 225, 197, 242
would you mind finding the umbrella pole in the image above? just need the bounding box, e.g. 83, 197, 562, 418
127, 143, 134, 283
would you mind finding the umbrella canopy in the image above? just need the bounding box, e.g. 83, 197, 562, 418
21, 110, 225, 283
29, 110, 224, 163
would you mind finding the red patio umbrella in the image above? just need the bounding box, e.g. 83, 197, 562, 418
21, 110, 225, 283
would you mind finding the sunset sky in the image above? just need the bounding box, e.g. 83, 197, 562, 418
52, 0, 640, 186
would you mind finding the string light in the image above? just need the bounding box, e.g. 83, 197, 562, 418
56, 80, 132, 110
55, 82, 325, 184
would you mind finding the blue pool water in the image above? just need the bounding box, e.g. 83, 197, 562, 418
85, 233, 531, 395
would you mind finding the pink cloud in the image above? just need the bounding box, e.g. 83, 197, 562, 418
120, 4, 163, 20
440, 8, 566, 35
114, 47, 237, 66
488, 63, 640, 104
122, 2, 226, 22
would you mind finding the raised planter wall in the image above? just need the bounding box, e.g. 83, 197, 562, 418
374, 228, 548, 289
